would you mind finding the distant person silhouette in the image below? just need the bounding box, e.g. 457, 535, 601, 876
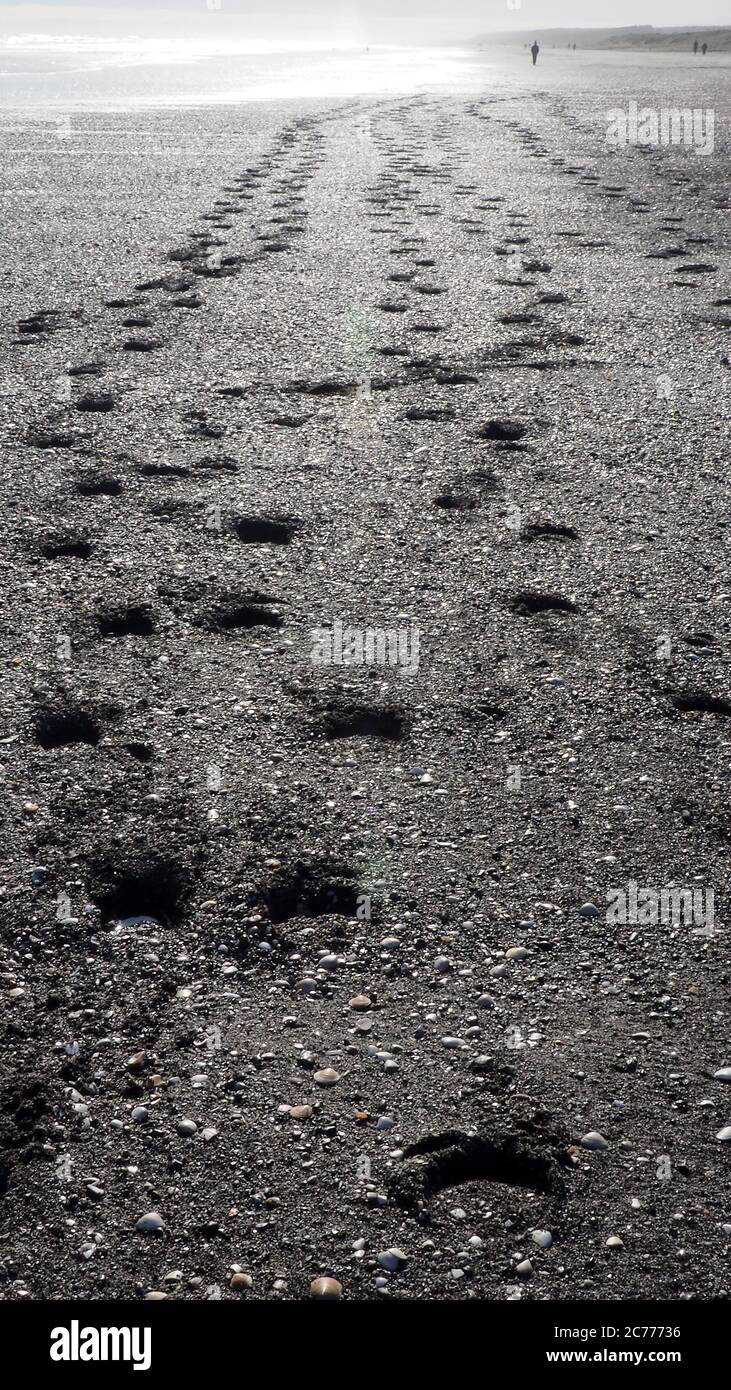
531, 41, 540, 66
702, 42, 708, 55
693, 40, 699, 54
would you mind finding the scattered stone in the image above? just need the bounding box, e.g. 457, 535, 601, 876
713, 1069, 731, 1083
580, 1132, 609, 1150
531, 1230, 553, 1249
606, 1236, 625, 1249
377, 1248, 408, 1271
314, 1068, 340, 1087
135, 1212, 165, 1234
349, 995, 372, 1011
716, 1126, 731, 1142
177, 1118, 197, 1138
310, 1276, 342, 1299
230, 1273, 253, 1292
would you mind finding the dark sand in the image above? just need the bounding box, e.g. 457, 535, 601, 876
0, 50, 730, 1302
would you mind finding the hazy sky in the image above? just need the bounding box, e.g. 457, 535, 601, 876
2, 1, 728, 45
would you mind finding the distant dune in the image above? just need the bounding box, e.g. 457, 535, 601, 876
474, 26, 731, 53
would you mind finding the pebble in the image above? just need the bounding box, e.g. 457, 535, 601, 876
135, 1212, 165, 1234
580, 1131, 609, 1150
131, 1106, 149, 1124
716, 1126, 731, 1142
380, 937, 401, 952
230, 1273, 253, 1292
606, 1236, 624, 1249
377, 1248, 408, 1271
314, 1068, 340, 1087
434, 956, 451, 975
177, 1119, 197, 1138
531, 1230, 553, 1249
713, 1068, 731, 1082
516, 1259, 533, 1277
579, 903, 600, 918
349, 995, 372, 1011
506, 946, 529, 961
441, 1037, 466, 1049
310, 1277, 342, 1299
477, 994, 495, 1010
289, 1105, 313, 1120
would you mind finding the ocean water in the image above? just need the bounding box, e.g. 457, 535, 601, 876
0, 33, 489, 109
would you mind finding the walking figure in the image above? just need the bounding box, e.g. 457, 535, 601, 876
531, 40, 540, 66
693, 40, 699, 54
701, 42, 708, 55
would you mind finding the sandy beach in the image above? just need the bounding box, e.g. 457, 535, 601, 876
1, 41, 730, 1305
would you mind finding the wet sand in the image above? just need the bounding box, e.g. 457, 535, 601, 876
0, 50, 730, 1301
